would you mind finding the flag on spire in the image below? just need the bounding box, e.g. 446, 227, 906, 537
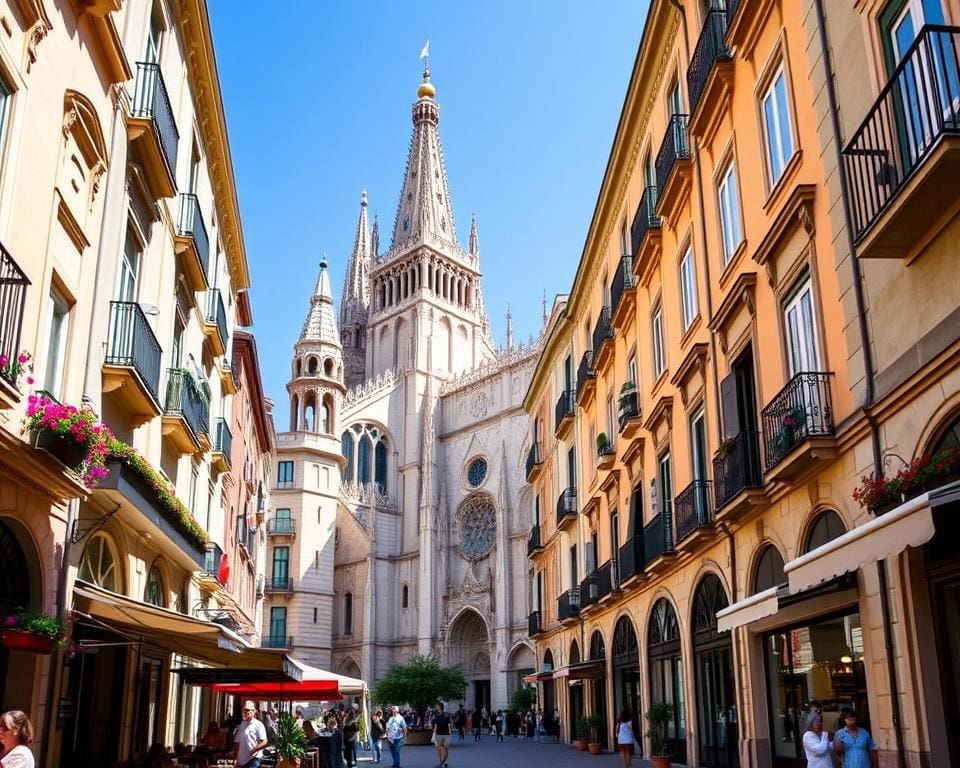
419, 39, 430, 60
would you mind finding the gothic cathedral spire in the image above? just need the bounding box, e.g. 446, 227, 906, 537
340, 191, 373, 389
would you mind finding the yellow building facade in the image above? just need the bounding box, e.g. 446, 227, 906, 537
524, 1, 960, 767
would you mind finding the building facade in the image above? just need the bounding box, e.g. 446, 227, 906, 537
268, 69, 539, 708
524, 1, 960, 767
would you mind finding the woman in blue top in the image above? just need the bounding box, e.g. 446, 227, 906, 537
834, 711, 878, 768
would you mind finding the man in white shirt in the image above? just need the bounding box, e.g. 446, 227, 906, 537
385, 706, 407, 768
234, 701, 268, 768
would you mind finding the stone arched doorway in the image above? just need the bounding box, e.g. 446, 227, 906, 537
567, 640, 583, 742
542, 649, 556, 732
448, 609, 490, 710
648, 599, 686, 764
589, 630, 608, 749
0, 518, 36, 713
612, 616, 641, 752
506, 643, 535, 698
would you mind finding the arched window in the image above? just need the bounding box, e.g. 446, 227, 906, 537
144, 565, 165, 607
79, 533, 120, 592
358, 436, 372, 484
290, 393, 299, 432
375, 440, 388, 493
308, 357, 318, 374
754, 545, 786, 593
324, 358, 334, 376
344, 592, 353, 635
402, 584, 409, 609
304, 399, 315, 432
341, 432, 355, 481
806, 510, 846, 553
589, 630, 605, 661
648, 598, 685, 761
543, 648, 554, 668
322, 395, 333, 434
295, 359, 302, 376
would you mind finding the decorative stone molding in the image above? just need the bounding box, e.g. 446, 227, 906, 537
344, 367, 397, 406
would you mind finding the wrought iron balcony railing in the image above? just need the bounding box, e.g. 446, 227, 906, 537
579, 571, 599, 609
619, 535, 644, 581
0, 245, 28, 390
656, 114, 691, 195
132, 61, 179, 178
268, 517, 296, 535
556, 487, 577, 526
687, 8, 732, 117
597, 558, 618, 597
105, 301, 162, 402
555, 388, 576, 433
618, 388, 640, 431
213, 417, 232, 461
576, 351, 596, 400
761, 372, 835, 470
528, 610, 543, 637
611, 256, 635, 318
204, 289, 228, 349
675, 479, 714, 542
265, 577, 293, 593
261, 635, 293, 649
525, 442, 543, 480
557, 588, 580, 621
527, 525, 543, 556
164, 368, 209, 442
842, 25, 960, 241
177, 192, 210, 278
713, 430, 763, 509
643, 501, 675, 564
631, 186, 661, 258
592, 306, 614, 356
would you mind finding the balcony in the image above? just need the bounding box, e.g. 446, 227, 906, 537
630, 186, 662, 285
576, 351, 596, 406
597, 559, 617, 601
202, 289, 228, 356
265, 577, 293, 594
267, 516, 296, 536
128, 61, 179, 200
261, 635, 293, 649
643, 502, 676, 574
218, 357, 236, 395
596, 439, 616, 471
579, 572, 599, 611
0, 245, 29, 409
102, 301, 163, 424
761, 372, 837, 481
592, 306, 615, 372
200, 542, 225, 589
842, 25, 960, 260
655, 114, 692, 221
555, 389, 576, 436
557, 588, 580, 623
556, 487, 578, 530
687, 8, 733, 140
527, 525, 544, 557
525, 442, 544, 482
610, 256, 636, 330
174, 193, 210, 291
255, 574, 264, 598
674, 479, 714, 549
528, 610, 543, 637
162, 369, 210, 454
713, 430, 765, 520
211, 417, 232, 473
619, 535, 646, 586
618, 386, 642, 438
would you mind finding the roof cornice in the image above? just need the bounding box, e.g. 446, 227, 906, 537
233, 331, 272, 453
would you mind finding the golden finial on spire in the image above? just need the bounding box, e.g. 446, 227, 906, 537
417, 39, 435, 99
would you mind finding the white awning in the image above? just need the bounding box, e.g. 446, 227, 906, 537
716, 586, 779, 633
783, 481, 960, 594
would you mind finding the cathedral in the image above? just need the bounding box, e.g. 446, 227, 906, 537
267, 67, 540, 708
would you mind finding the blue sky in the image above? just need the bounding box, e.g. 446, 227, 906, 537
209, 1, 650, 411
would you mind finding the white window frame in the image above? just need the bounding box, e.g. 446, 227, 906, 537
718, 161, 743, 264
783, 275, 820, 376
652, 306, 666, 379
761, 66, 795, 186
680, 247, 699, 331
43, 288, 70, 399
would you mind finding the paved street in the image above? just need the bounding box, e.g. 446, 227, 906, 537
357, 736, 666, 768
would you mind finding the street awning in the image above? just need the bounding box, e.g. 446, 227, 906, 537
522, 670, 554, 683
209, 659, 359, 700
783, 482, 960, 594
566, 660, 606, 680
72, 581, 299, 679
716, 586, 779, 633
291, 659, 366, 696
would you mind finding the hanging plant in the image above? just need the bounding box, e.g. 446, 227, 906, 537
852, 446, 960, 512
0, 350, 33, 390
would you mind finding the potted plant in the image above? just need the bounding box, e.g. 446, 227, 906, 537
1, 610, 66, 654
853, 446, 960, 514
574, 716, 590, 751
274, 712, 307, 768
586, 713, 605, 754
771, 405, 805, 457
645, 701, 673, 768
0, 350, 32, 391
23, 394, 112, 484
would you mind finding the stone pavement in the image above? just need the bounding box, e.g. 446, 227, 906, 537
357, 734, 665, 768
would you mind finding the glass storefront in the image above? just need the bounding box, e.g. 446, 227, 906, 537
764, 610, 869, 766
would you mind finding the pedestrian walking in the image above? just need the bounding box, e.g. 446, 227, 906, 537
616, 708, 637, 768
370, 711, 384, 764
552, 707, 561, 743
233, 701, 268, 768
535, 710, 545, 743
343, 709, 360, 768
386, 706, 407, 768
472, 708, 482, 742
432, 705, 453, 768
801, 712, 833, 768
494, 710, 504, 742
455, 707, 466, 741
834, 711, 879, 768
0, 710, 34, 768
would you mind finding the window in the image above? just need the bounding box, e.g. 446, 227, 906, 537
402, 584, 409, 609
341, 433, 354, 481
171, 315, 184, 367
754, 545, 786, 593
43, 288, 70, 399
761, 67, 795, 185
628, 353, 638, 388
605, 395, 615, 447
118, 229, 141, 301
467, 456, 488, 487
269, 606, 287, 644
78, 534, 119, 591
680, 247, 699, 330
272, 546, 289, 587
783, 275, 819, 376
145, 2, 164, 62
274, 508, 292, 534
144, 565, 165, 607
652, 306, 666, 378
668, 75, 683, 116
718, 161, 743, 263
375, 440, 388, 492
188, 469, 198, 517
277, 460, 294, 489
534, 494, 541, 527
344, 592, 353, 635
535, 571, 543, 612
570, 544, 578, 586
0, 77, 12, 165
358, 436, 371, 484
659, 452, 673, 516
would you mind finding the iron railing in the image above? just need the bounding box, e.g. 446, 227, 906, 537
631, 186, 661, 257
675, 479, 714, 542
592, 306, 614, 356
557, 588, 580, 621
618, 388, 640, 430
656, 114, 691, 195
688, 9, 732, 116
105, 301, 162, 402
580, 572, 599, 609
597, 558, 618, 597
611, 256, 635, 318
132, 61, 179, 180
202, 542, 224, 580
555, 388, 576, 433
713, 430, 763, 508
0, 246, 29, 389
644, 501, 675, 563
528, 610, 543, 637
267, 516, 296, 535
556, 487, 577, 526
527, 525, 543, 556
576, 351, 595, 400
842, 25, 960, 240
204, 289, 228, 349
761, 372, 835, 470
619, 535, 645, 581
177, 193, 210, 279
525, 442, 543, 480
213, 417, 232, 462
261, 635, 293, 649
265, 577, 293, 593
164, 368, 209, 442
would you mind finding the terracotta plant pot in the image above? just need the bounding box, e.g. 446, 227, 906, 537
575, 739, 589, 751
588, 742, 603, 755
278, 758, 301, 768
650, 755, 672, 768
0, 630, 55, 654
34, 429, 86, 469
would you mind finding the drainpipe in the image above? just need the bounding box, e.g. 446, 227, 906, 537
812, 4, 905, 768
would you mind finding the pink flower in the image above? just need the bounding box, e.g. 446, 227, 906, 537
25, 375, 33, 385
0, 355, 7, 367
17, 353, 29, 364
4, 615, 15, 627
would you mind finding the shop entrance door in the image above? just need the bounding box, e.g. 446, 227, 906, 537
568, 682, 584, 742
132, 655, 165, 760
473, 679, 490, 711
612, 616, 641, 753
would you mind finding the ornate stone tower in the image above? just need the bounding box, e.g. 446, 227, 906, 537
340, 192, 372, 390
365, 67, 495, 379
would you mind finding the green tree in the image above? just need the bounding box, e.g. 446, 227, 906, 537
373, 655, 468, 721
508, 686, 536, 712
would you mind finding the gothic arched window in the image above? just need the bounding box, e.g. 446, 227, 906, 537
358, 436, 372, 484
344, 592, 353, 635
402, 584, 409, 608
375, 440, 388, 493
308, 357, 318, 374
341, 432, 355, 482
144, 565, 165, 607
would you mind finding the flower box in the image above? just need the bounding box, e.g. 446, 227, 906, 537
0, 629, 56, 654
33, 429, 88, 469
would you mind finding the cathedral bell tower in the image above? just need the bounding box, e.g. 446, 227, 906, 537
340, 191, 372, 390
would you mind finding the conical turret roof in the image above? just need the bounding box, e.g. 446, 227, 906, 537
299, 257, 340, 347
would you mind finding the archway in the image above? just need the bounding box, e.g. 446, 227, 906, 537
448, 609, 490, 710
506, 643, 535, 699
648, 598, 686, 763
588, 630, 608, 749
692, 575, 737, 768
567, 640, 583, 742
542, 649, 556, 734
612, 616, 641, 753
0, 518, 37, 713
